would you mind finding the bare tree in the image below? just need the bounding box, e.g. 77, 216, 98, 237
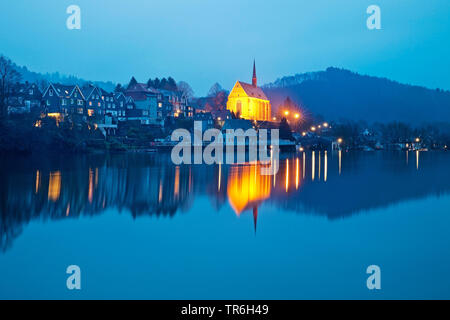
207, 82, 223, 97
0, 56, 21, 118
177, 81, 194, 100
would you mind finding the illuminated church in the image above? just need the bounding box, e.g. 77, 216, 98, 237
227, 61, 272, 121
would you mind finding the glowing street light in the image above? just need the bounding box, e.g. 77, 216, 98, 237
415, 137, 421, 143
302, 132, 307, 136
294, 113, 300, 119
311, 126, 316, 131
323, 122, 329, 128
273, 117, 277, 121
337, 138, 343, 144
284, 111, 289, 116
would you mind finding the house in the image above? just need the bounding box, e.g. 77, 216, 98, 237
114, 92, 134, 121
126, 83, 162, 125
7, 82, 42, 114
42, 83, 80, 122
81, 85, 105, 120
193, 112, 214, 131
227, 61, 272, 121
67, 85, 86, 120
102, 89, 119, 121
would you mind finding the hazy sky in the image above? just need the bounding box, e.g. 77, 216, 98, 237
0, 0, 449, 95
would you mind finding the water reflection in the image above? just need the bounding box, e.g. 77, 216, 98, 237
0, 151, 449, 251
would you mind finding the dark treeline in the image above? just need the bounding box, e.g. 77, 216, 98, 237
328, 120, 450, 149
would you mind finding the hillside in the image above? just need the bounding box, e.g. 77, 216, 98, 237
263, 67, 450, 124
8, 57, 116, 92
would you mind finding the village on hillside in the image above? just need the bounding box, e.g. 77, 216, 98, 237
0, 57, 449, 153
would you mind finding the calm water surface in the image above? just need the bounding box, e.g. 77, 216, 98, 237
0, 151, 449, 299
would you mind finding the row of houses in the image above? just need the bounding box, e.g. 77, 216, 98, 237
7, 81, 196, 127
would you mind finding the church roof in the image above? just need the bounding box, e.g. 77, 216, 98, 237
237, 81, 269, 101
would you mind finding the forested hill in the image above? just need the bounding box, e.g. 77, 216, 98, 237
263, 67, 450, 124
7, 56, 116, 92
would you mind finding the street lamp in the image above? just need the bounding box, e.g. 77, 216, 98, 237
284, 111, 289, 116
337, 138, 343, 144
294, 113, 300, 119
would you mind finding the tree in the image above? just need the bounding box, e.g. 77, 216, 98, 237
167, 77, 177, 91
153, 78, 161, 89
207, 83, 223, 97
177, 81, 194, 100
114, 83, 124, 93
127, 77, 137, 89
0, 56, 21, 119
160, 78, 168, 90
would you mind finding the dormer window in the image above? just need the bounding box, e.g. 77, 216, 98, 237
49, 89, 53, 97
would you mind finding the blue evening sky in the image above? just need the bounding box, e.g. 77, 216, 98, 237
0, 0, 449, 95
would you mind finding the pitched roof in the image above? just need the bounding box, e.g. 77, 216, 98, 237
237, 81, 269, 100
53, 84, 75, 97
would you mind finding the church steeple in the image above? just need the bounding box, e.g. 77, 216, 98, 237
252, 60, 257, 87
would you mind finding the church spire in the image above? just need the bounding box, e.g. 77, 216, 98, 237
252, 60, 257, 87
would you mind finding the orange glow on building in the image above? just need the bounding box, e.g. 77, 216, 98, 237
227, 61, 272, 121
48, 171, 61, 202
47, 113, 63, 126
227, 163, 272, 215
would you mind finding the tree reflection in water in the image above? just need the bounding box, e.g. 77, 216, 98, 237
1, 151, 449, 252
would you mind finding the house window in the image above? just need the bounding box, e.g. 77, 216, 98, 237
120, 102, 123, 107
77, 108, 83, 114
78, 100, 83, 106
62, 99, 67, 106
89, 101, 92, 106
29, 89, 33, 95
98, 102, 101, 107
49, 90, 53, 97
71, 99, 74, 104
88, 109, 94, 117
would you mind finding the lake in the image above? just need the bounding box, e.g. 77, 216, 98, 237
0, 151, 449, 299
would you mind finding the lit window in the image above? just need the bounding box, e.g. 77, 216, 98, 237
88, 109, 94, 117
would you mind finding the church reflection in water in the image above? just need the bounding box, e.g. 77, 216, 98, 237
1, 151, 450, 251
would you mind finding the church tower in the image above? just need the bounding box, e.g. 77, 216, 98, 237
252, 60, 257, 87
